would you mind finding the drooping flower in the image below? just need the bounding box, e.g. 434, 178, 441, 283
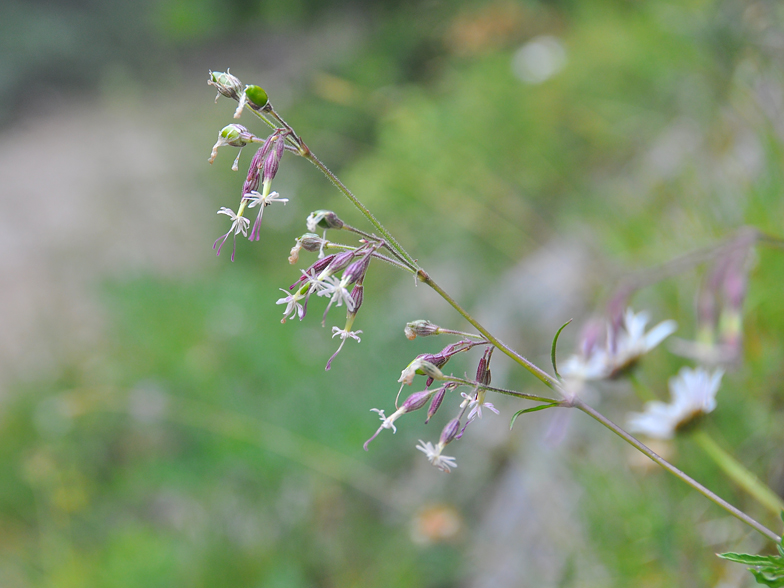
244, 189, 288, 241
213, 207, 250, 261
461, 390, 500, 422
325, 326, 362, 371
415, 440, 458, 473
627, 367, 723, 439
362, 389, 436, 451
276, 288, 307, 323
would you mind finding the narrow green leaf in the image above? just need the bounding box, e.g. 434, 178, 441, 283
550, 319, 573, 381
510, 402, 561, 430
718, 553, 780, 566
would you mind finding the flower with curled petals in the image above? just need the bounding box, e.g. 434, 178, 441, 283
416, 440, 457, 473
325, 326, 362, 371
213, 207, 250, 262
461, 391, 500, 422
276, 288, 307, 323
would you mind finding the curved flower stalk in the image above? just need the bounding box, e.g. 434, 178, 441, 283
206, 70, 783, 546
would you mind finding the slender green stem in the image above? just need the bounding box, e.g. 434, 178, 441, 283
418, 271, 561, 391
436, 328, 487, 341
286, 111, 783, 544
574, 398, 781, 543
304, 151, 419, 270
692, 429, 784, 517
341, 224, 412, 268
442, 376, 558, 404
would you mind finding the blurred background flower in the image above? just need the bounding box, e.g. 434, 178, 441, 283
1, 0, 784, 586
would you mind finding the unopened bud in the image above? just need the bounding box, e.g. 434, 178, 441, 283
425, 385, 447, 423
306, 210, 344, 233
402, 389, 432, 413
404, 320, 440, 340
342, 255, 372, 286
440, 418, 461, 446
242, 144, 270, 195
325, 250, 355, 275
299, 233, 325, 252
208, 70, 243, 101
349, 284, 364, 314
475, 347, 493, 386
263, 135, 286, 181
244, 85, 269, 109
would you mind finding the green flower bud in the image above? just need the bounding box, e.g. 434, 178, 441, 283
245, 85, 269, 109
220, 124, 252, 146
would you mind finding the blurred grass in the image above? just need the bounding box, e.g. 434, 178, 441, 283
3, 0, 784, 586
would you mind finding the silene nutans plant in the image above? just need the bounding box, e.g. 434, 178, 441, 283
207, 69, 784, 584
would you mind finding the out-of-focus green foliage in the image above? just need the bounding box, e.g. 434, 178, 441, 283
2, 0, 784, 587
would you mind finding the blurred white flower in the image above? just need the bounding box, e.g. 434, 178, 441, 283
609, 309, 678, 375
560, 308, 677, 383
416, 440, 458, 473
627, 367, 723, 439
512, 35, 567, 85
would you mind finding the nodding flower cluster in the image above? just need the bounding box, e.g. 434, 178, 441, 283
206, 69, 757, 474
207, 70, 389, 371
276, 240, 380, 370
364, 338, 502, 473
207, 69, 516, 472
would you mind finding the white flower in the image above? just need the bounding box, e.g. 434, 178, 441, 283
461, 391, 500, 422
276, 288, 306, 323
363, 405, 405, 450
627, 367, 723, 439
370, 408, 401, 433
609, 309, 677, 375
416, 440, 458, 473
213, 207, 251, 261
317, 275, 355, 316
325, 326, 362, 371
560, 308, 677, 382
559, 349, 610, 381
244, 190, 288, 241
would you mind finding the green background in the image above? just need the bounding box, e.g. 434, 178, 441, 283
0, 0, 782, 586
